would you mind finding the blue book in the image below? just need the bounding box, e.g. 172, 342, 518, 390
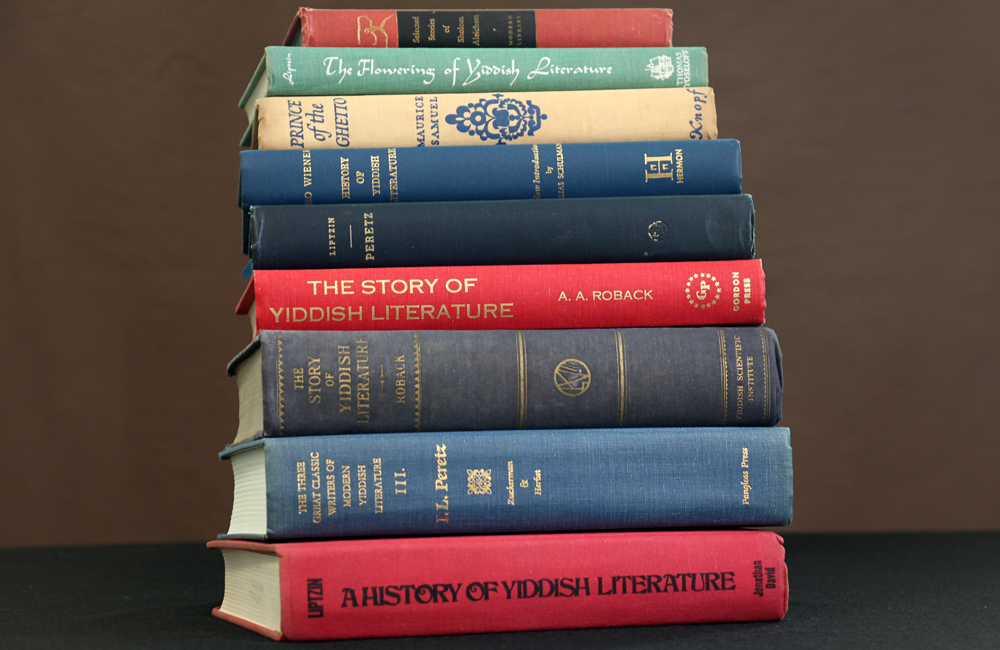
228, 328, 782, 442
220, 427, 793, 540
248, 195, 756, 269
238, 139, 741, 252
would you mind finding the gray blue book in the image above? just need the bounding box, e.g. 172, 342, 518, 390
220, 426, 793, 540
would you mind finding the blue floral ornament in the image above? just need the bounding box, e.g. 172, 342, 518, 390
445, 94, 547, 144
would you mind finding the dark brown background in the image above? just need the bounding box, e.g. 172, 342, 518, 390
1, 0, 997, 547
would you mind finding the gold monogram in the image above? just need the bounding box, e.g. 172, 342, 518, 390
685, 273, 721, 309
357, 15, 393, 47
644, 153, 675, 182
554, 359, 591, 396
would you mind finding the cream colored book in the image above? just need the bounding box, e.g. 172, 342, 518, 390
252, 87, 716, 150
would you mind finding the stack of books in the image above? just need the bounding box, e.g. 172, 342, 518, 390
210, 8, 792, 641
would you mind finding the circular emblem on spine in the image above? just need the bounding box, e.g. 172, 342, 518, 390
685, 273, 721, 309
648, 220, 667, 241
554, 359, 592, 396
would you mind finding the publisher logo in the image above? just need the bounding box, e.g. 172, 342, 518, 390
644, 153, 677, 182
554, 359, 591, 396
306, 578, 324, 618
646, 55, 675, 81
686, 273, 721, 309
648, 220, 667, 241
357, 15, 393, 47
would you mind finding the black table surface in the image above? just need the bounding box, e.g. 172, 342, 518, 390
1, 533, 997, 649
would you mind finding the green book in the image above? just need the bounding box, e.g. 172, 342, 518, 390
239, 46, 709, 123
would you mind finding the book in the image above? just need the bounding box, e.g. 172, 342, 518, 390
219, 427, 793, 540
238, 139, 740, 253
246, 195, 755, 270
239, 46, 708, 123
235, 259, 766, 334
210, 530, 787, 640
228, 327, 782, 442
250, 87, 716, 149
239, 138, 740, 212
285, 8, 674, 49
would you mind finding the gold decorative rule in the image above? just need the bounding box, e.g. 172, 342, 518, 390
615, 330, 628, 427
759, 329, 770, 425
277, 336, 286, 432
412, 332, 422, 431
717, 329, 728, 424
515, 331, 527, 429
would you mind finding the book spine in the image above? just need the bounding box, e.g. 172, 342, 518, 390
255, 88, 716, 150
248, 327, 781, 436
239, 140, 742, 216
263, 46, 707, 96
212, 530, 786, 641
248, 260, 766, 332
297, 9, 673, 48
248, 195, 754, 270
235, 427, 793, 538
534, 9, 673, 48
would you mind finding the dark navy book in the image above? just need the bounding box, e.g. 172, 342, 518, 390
248, 195, 755, 269
238, 140, 742, 252
228, 328, 782, 442
220, 426, 793, 540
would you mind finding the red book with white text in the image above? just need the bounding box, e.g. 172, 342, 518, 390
236, 260, 766, 333
284, 8, 673, 49
210, 530, 787, 641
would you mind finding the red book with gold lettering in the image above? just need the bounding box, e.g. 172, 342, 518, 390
284, 8, 673, 49
236, 260, 766, 334
210, 530, 787, 640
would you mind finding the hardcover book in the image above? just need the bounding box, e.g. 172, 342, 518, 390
210, 530, 787, 641
246, 195, 755, 270
228, 327, 782, 442
250, 87, 716, 149
284, 8, 674, 49
237, 138, 740, 253
239, 138, 741, 222
239, 46, 708, 123
235, 260, 766, 333
220, 427, 793, 540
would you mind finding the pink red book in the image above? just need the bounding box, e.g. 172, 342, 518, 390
284, 8, 673, 49
210, 530, 787, 640
236, 260, 766, 334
